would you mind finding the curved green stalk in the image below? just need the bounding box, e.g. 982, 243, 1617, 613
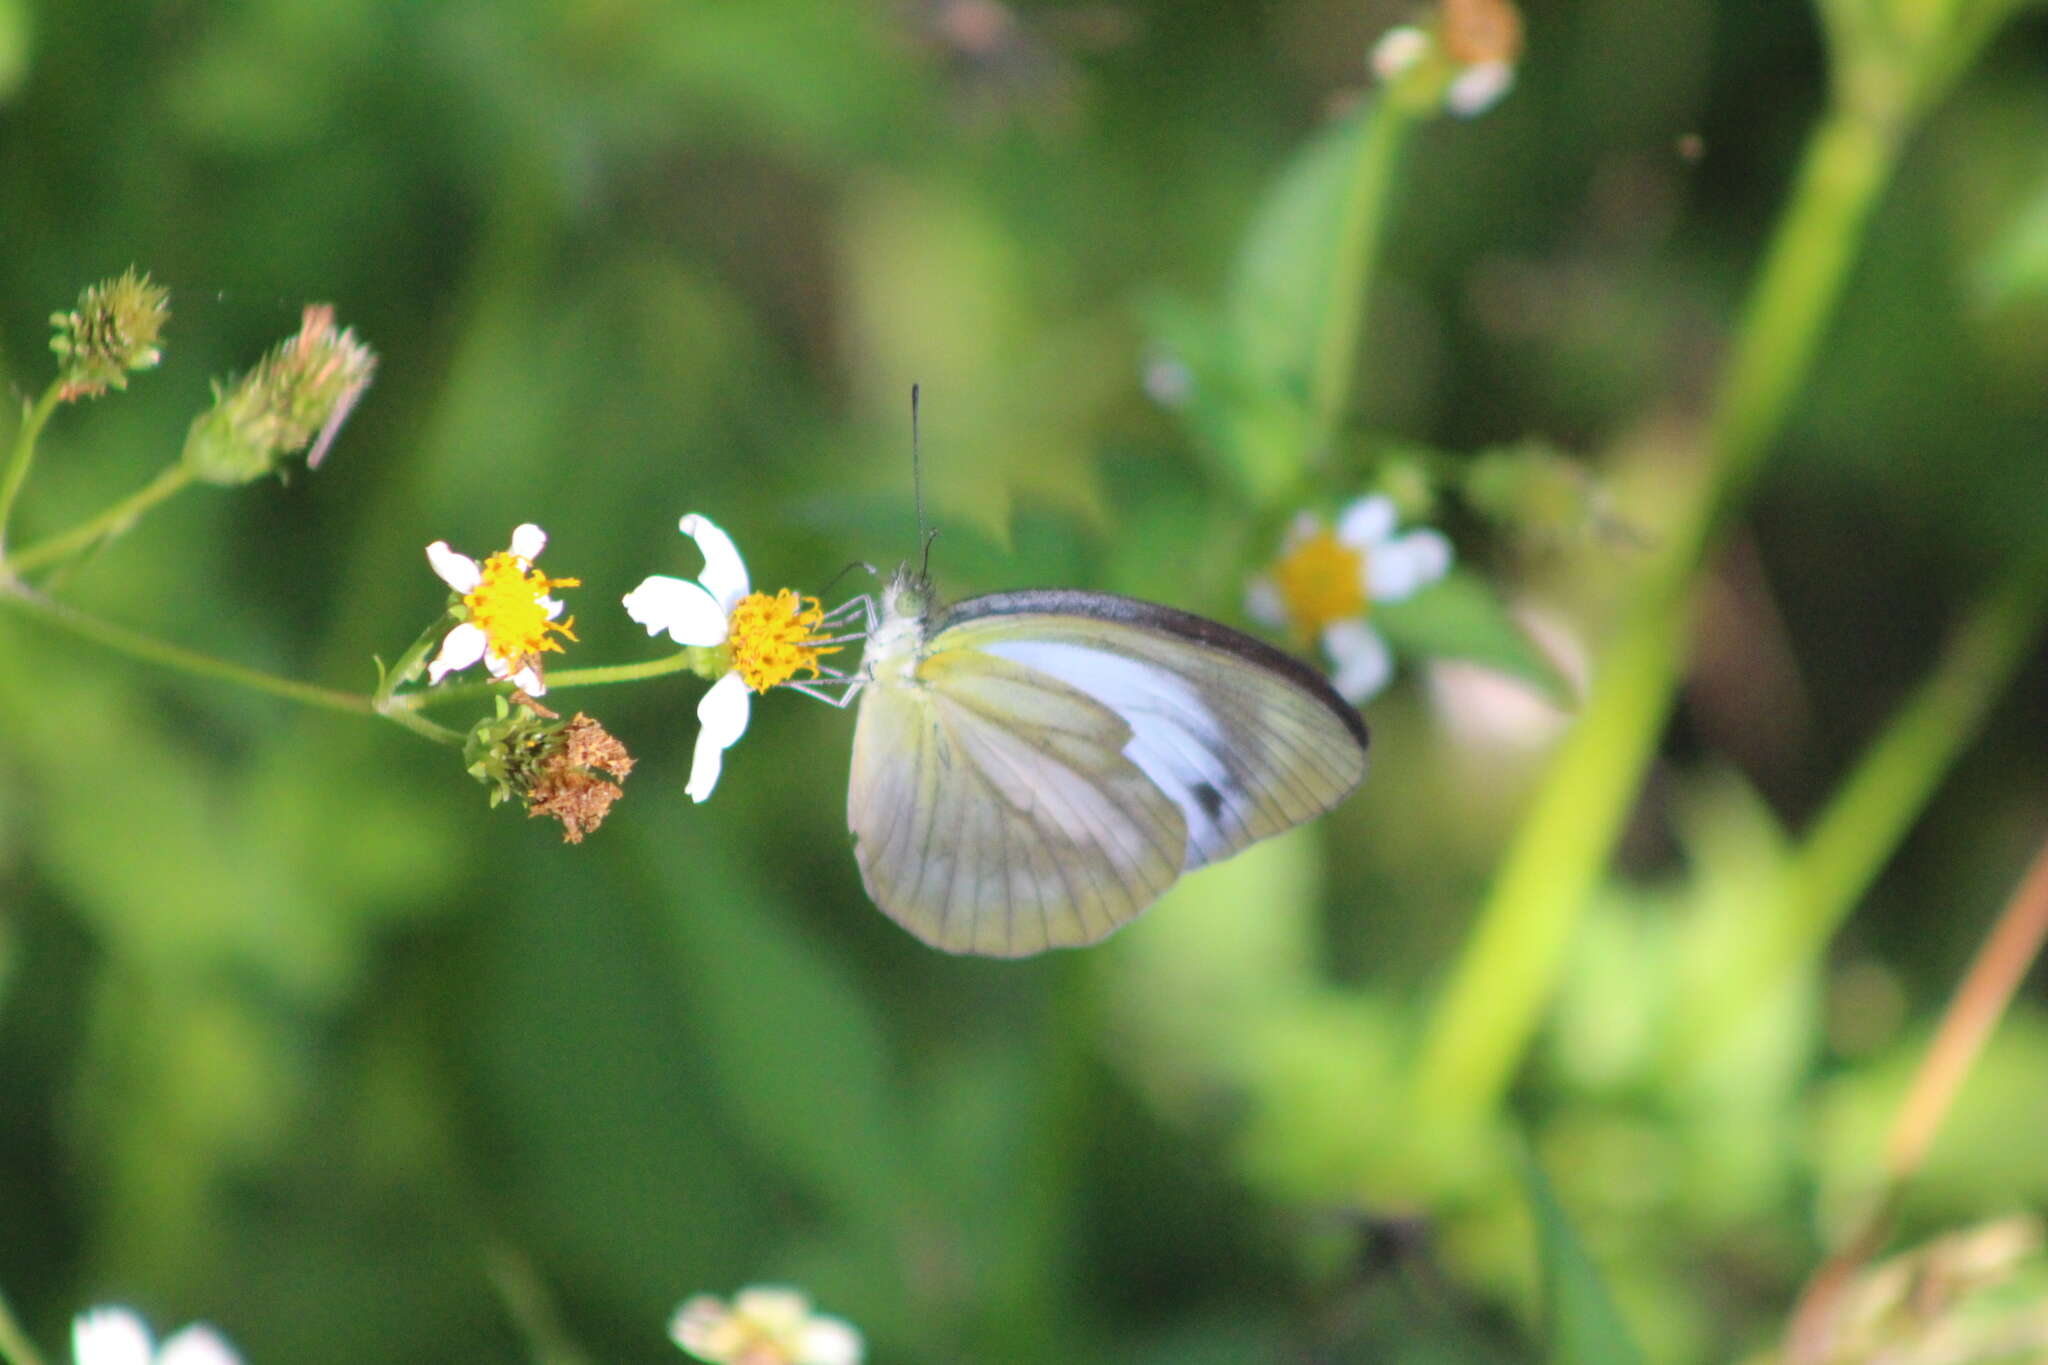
0, 581, 373, 716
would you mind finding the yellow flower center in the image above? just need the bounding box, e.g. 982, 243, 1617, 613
728, 588, 840, 692
1271, 527, 1367, 640
465, 551, 580, 663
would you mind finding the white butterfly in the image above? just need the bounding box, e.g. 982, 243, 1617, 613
838, 567, 1369, 957
625, 514, 1369, 958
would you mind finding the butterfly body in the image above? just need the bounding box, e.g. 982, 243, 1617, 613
848, 567, 1368, 957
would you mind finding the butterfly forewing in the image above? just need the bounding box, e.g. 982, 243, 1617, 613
848, 646, 1187, 956
931, 593, 1368, 872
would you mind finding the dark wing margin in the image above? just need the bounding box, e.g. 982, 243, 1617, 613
936, 589, 1369, 752
931, 589, 1369, 871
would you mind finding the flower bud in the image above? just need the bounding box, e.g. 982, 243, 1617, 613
49, 269, 170, 402
181, 304, 376, 485
464, 700, 634, 843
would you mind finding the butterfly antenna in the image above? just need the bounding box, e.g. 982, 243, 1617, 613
911, 383, 939, 580
821, 559, 878, 596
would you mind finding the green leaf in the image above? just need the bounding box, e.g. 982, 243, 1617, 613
1372, 571, 1575, 707
1527, 1158, 1646, 1365
1226, 107, 1367, 401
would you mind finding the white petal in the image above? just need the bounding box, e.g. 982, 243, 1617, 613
426, 541, 481, 594
686, 674, 752, 803
1370, 25, 1431, 80
428, 622, 488, 682
1447, 61, 1515, 117
1324, 619, 1393, 703
668, 1296, 729, 1355
72, 1308, 154, 1365
798, 1317, 865, 1365
1244, 576, 1286, 629
506, 661, 546, 695
680, 513, 750, 611
479, 650, 546, 695
157, 1325, 243, 1365
622, 576, 730, 646
1337, 495, 1397, 548
508, 523, 547, 562
1368, 529, 1453, 602
538, 595, 566, 620
733, 1287, 810, 1334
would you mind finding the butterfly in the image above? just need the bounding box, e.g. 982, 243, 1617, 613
841, 566, 1369, 957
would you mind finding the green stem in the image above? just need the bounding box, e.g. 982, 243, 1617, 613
1684, 539, 2048, 1056
1409, 97, 1904, 1129
0, 384, 64, 558
0, 580, 373, 716
396, 650, 699, 712
0, 1286, 48, 1365
1306, 95, 1421, 458
7, 463, 195, 574
368, 618, 468, 746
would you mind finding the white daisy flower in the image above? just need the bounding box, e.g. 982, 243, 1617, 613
424, 523, 579, 695
669, 1286, 863, 1365
623, 514, 845, 803
72, 1307, 241, 1365
1246, 494, 1453, 704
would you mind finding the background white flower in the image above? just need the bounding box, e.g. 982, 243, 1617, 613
1246, 494, 1453, 704
623, 513, 757, 802
72, 1307, 241, 1365
669, 1286, 863, 1365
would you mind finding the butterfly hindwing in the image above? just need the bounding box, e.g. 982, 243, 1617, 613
848, 645, 1187, 956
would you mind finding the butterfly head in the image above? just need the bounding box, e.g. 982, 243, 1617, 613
861, 564, 937, 681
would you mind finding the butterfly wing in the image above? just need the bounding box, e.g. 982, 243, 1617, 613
932, 591, 1369, 872
847, 589, 1369, 957
848, 645, 1187, 956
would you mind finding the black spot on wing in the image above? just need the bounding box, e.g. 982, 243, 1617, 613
1191, 781, 1225, 821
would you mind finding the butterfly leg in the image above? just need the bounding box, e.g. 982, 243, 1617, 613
786, 676, 865, 708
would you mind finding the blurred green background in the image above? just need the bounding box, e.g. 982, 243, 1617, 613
3, 0, 2048, 1361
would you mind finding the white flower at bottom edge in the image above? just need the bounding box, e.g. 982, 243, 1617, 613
1245, 494, 1453, 705
72, 1307, 242, 1365
669, 1286, 863, 1365
424, 522, 578, 695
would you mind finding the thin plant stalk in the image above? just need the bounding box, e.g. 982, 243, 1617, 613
8, 464, 195, 574
1682, 539, 2048, 1057
1411, 93, 1906, 1127
484, 1242, 596, 1365
0, 1288, 46, 1365
0, 580, 373, 717
1782, 829, 2048, 1363
0, 384, 64, 559
1307, 96, 1422, 459
401, 651, 699, 712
